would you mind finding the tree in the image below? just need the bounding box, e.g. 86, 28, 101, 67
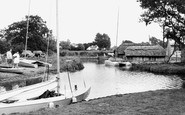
137, 0, 185, 62
2, 15, 51, 53
94, 33, 111, 50
60, 39, 71, 50
122, 40, 133, 43
140, 42, 150, 46
0, 39, 9, 54
149, 36, 165, 47
76, 43, 85, 50
83, 42, 94, 50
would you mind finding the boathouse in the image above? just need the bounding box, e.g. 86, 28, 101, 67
117, 43, 137, 57
125, 45, 166, 63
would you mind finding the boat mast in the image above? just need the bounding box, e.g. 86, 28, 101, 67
115, 6, 120, 58
56, 0, 60, 93
25, 0, 31, 57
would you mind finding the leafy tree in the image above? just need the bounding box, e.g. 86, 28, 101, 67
137, 0, 185, 62
83, 42, 94, 50
138, 0, 185, 48
70, 43, 85, 51
94, 33, 111, 50
2, 15, 51, 53
47, 34, 57, 54
149, 36, 165, 47
60, 39, 71, 50
77, 43, 85, 50
0, 39, 9, 54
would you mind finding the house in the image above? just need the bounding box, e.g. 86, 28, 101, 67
125, 45, 166, 63
87, 45, 98, 51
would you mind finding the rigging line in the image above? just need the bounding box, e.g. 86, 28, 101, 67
25, 0, 31, 57
43, 0, 53, 81
43, 7, 52, 81
67, 69, 74, 97
56, 0, 60, 94
43, 33, 50, 81
45, 0, 52, 64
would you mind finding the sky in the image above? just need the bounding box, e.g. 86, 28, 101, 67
0, 0, 163, 47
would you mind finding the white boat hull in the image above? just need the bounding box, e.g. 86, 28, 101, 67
0, 96, 71, 114
0, 86, 91, 114
104, 60, 132, 68
19, 58, 52, 68
104, 60, 119, 66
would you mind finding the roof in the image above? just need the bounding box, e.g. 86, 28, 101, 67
117, 43, 136, 54
125, 45, 166, 57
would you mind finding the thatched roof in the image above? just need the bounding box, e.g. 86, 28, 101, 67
125, 45, 166, 57
117, 43, 137, 54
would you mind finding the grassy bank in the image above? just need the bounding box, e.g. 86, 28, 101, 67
15, 89, 185, 115
129, 63, 185, 77
3, 56, 185, 115
0, 56, 84, 91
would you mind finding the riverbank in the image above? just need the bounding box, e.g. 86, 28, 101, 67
2, 57, 185, 115
0, 56, 84, 91
129, 62, 185, 78
14, 88, 185, 115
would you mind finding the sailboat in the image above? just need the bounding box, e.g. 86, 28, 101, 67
104, 7, 132, 68
0, 0, 91, 114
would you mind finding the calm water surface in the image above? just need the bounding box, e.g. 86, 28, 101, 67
60, 62, 183, 100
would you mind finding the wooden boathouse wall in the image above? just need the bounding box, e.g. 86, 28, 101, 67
125, 45, 166, 63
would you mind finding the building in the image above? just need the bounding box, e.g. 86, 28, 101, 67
125, 45, 166, 63
117, 43, 137, 57
87, 45, 98, 51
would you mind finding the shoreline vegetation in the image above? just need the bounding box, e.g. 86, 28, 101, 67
1, 52, 185, 114
0, 55, 84, 91
129, 63, 185, 78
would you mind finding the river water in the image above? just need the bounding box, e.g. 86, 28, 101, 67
60, 62, 183, 100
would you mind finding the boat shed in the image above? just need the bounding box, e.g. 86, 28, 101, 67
125, 45, 166, 63
117, 43, 137, 57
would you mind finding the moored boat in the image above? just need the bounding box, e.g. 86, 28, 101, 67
18, 58, 52, 68
104, 58, 132, 68
0, 0, 91, 114
0, 85, 91, 115
0, 67, 23, 74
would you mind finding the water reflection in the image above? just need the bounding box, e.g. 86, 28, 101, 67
60, 62, 183, 100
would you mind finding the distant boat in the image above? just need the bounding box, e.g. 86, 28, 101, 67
18, 58, 52, 68
104, 6, 132, 68
104, 58, 132, 68
0, 0, 91, 114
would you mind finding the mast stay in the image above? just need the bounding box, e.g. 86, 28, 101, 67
24, 0, 31, 57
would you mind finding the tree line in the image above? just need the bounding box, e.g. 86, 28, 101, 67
0, 15, 111, 54
2, 0, 185, 59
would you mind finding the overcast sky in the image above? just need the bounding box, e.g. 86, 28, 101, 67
0, 0, 162, 47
